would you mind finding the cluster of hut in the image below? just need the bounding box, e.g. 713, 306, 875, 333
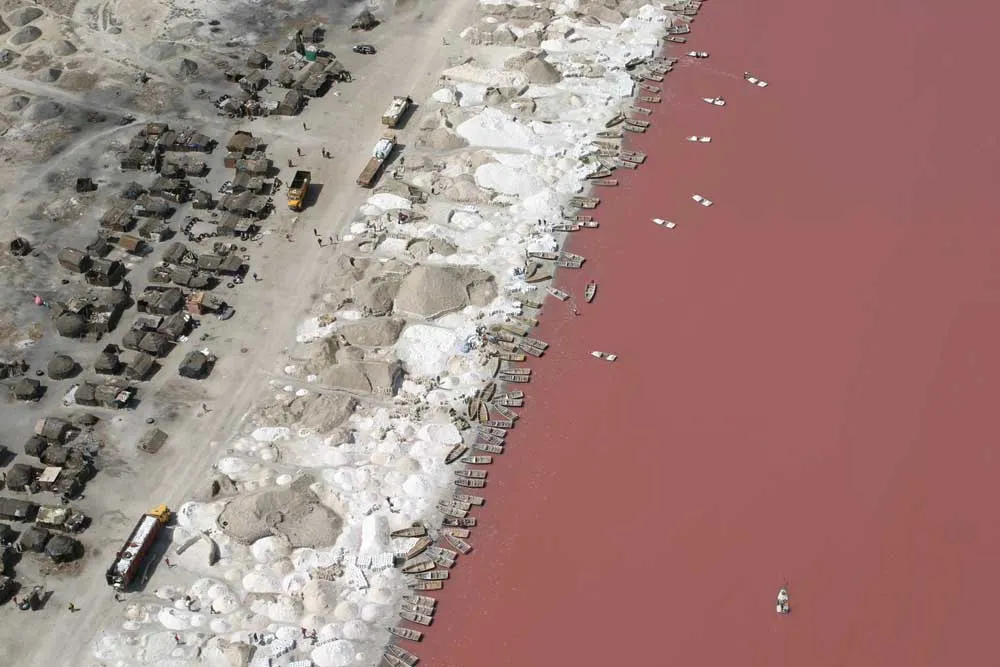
216, 27, 349, 119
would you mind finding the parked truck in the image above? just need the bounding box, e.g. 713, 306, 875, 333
357, 133, 396, 188
381, 96, 412, 128
105, 504, 170, 591
287, 170, 311, 211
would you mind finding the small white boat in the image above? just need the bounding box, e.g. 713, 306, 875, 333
702, 96, 726, 106
744, 72, 769, 87
591, 351, 618, 362
584, 281, 597, 303
686, 51, 709, 58
776, 587, 790, 615
546, 286, 570, 301
686, 136, 712, 143
652, 218, 677, 229
692, 194, 714, 207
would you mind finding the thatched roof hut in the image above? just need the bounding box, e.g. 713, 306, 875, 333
351, 9, 379, 30
45, 534, 82, 562
55, 312, 87, 338
13, 377, 42, 401
18, 525, 51, 553
47, 354, 79, 380
179, 350, 212, 379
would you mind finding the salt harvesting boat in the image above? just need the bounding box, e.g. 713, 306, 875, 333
686, 51, 709, 58
579, 220, 600, 228
686, 135, 712, 143
702, 96, 726, 106
616, 159, 637, 170
576, 214, 594, 222
570, 196, 600, 208
437, 503, 468, 518
441, 498, 472, 512
624, 123, 648, 133
399, 610, 434, 626
454, 477, 486, 488
629, 105, 653, 116
692, 194, 714, 206
495, 350, 527, 362
413, 570, 450, 581
391, 524, 427, 538
475, 431, 505, 445
443, 516, 476, 527
744, 72, 769, 87
446, 533, 474, 555
405, 537, 433, 559
461, 455, 493, 465
407, 580, 443, 591
456, 469, 487, 479
559, 251, 586, 266
587, 167, 613, 179
442, 526, 471, 538
490, 402, 519, 421
528, 251, 560, 261
597, 129, 623, 139
584, 281, 597, 303
478, 425, 506, 437
592, 179, 619, 187
385, 644, 420, 667
639, 95, 662, 103
620, 150, 646, 163
496, 395, 524, 407
652, 218, 677, 229
500, 366, 531, 376
776, 587, 790, 614
403, 594, 437, 608
402, 560, 436, 574
382, 652, 409, 667
498, 372, 530, 383
665, 35, 687, 43
473, 442, 504, 454
666, 24, 690, 34
453, 493, 485, 506
638, 82, 660, 93
401, 601, 436, 617
604, 111, 626, 127
591, 351, 619, 362
551, 223, 580, 233
484, 419, 515, 430
516, 342, 544, 358
429, 545, 459, 560
444, 444, 468, 465
387, 626, 424, 642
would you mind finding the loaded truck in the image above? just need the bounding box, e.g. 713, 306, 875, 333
381, 96, 412, 128
287, 170, 311, 211
357, 132, 396, 188
105, 504, 171, 591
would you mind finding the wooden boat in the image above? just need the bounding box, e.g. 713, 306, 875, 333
403, 594, 437, 608
454, 477, 486, 488
437, 503, 468, 518
665, 35, 687, 43
623, 123, 647, 133
744, 72, 769, 88
399, 610, 434, 626
385, 645, 420, 666
444, 444, 468, 465
497, 396, 524, 407
498, 373, 530, 383
587, 168, 613, 180
621, 151, 647, 163
616, 159, 637, 170
517, 341, 544, 357
478, 424, 507, 437
475, 433, 505, 446
576, 214, 594, 222
490, 402, 519, 421
473, 442, 504, 454
648, 66, 672, 75
501, 322, 531, 337
402, 559, 436, 574
456, 469, 487, 479
596, 129, 623, 139
496, 350, 527, 362
692, 194, 714, 207
528, 251, 559, 261
405, 537, 433, 559
476, 399, 490, 422
429, 545, 459, 560
498, 389, 525, 400
570, 196, 600, 209
442, 498, 472, 511
592, 179, 619, 187
546, 286, 570, 301
401, 601, 436, 617
481, 380, 497, 402
652, 56, 679, 66
413, 570, 450, 581
445, 533, 474, 555
686, 50, 709, 58
639, 95, 662, 103
424, 549, 456, 569
683, 7, 699, 15
453, 493, 485, 506
642, 73, 664, 82
383, 652, 408, 667
629, 106, 653, 116
702, 96, 726, 106
442, 526, 472, 538
624, 119, 650, 129
387, 626, 424, 642
391, 524, 427, 539
584, 281, 597, 303
579, 220, 600, 228
624, 56, 648, 70
484, 418, 516, 429
652, 218, 677, 229
591, 350, 619, 362
462, 455, 493, 465
638, 83, 661, 93
407, 580, 443, 591
443, 516, 477, 527
686, 135, 712, 143
667, 24, 690, 34
604, 111, 626, 128
467, 396, 482, 420
520, 299, 543, 309
551, 223, 580, 233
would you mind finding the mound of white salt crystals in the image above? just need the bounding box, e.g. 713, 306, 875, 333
312, 639, 356, 667
395, 324, 460, 376
457, 107, 537, 150
367, 192, 412, 212
432, 87, 456, 104
475, 160, 543, 197
251, 535, 291, 564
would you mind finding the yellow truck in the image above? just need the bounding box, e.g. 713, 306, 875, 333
287, 170, 311, 211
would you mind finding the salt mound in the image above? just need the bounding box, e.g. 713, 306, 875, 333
312, 639, 356, 667
342, 619, 370, 640
395, 324, 460, 376
38, 68, 61, 83
7, 7, 43, 27
333, 601, 359, 621
302, 579, 338, 613
143, 41, 181, 61
432, 88, 455, 104
174, 58, 198, 78
51, 40, 77, 56
351, 275, 402, 317
5, 95, 29, 112
428, 127, 469, 150
366, 192, 411, 211
217, 482, 343, 547
442, 63, 528, 89
523, 56, 563, 84
9, 25, 42, 46
394, 265, 497, 318
339, 317, 405, 347
250, 535, 291, 563
25, 100, 63, 121
456, 107, 536, 150
475, 161, 542, 197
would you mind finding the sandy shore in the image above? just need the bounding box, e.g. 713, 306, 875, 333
413, 1, 1000, 666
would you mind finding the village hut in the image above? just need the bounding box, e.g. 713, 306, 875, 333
100, 205, 136, 232
138, 427, 168, 454
18, 525, 51, 553
159, 162, 184, 179
158, 312, 192, 340
9, 237, 31, 256
57, 248, 91, 274
197, 254, 244, 275
54, 312, 86, 338
6, 464, 40, 492
0, 524, 16, 545
246, 51, 268, 69
240, 71, 267, 92
120, 182, 145, 200
121, 329, 144, 352
40, 445, 69, 467
152, 288, 184, 315
94, 344, 121, 375
125, 352, 156, 381
138, 331, 171, 357
138, 219, 171, 243
45, 534, 82, 563
163, 242, 190, 266
24, 435, 48, 458
191, 190, 213, 210
226, 131, 258, 154
73, 381, 98, 406
13, 377, 42, 401
86, 235, 113, 258
179, 350, 213, 379
35, 417, 72, 442
85, 258, 125, 287
47, 354, 79, 380
351, 9, 379, 30
0, 497, 38, 521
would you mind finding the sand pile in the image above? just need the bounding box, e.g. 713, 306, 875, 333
143, 41, 183, 61
523, 55, 562, 83
174, 58, 199, 78
320, 357, 403, 396
217, 478, 342, 548
350, 275, 404, 317
7, 7, 43, 27
257, 392, 358, 433
407, 238, 458, 261
427, 127, 469, 150
5, 95, 29, 111
394, 265, 496, 318
339, 318, 406, 347
9, 25, 42, 46
25, 100, 64, 121
38, 68, 61, 82
0, 18, 7, 35
581, 2, 626, 24
51, 39, 77, 56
